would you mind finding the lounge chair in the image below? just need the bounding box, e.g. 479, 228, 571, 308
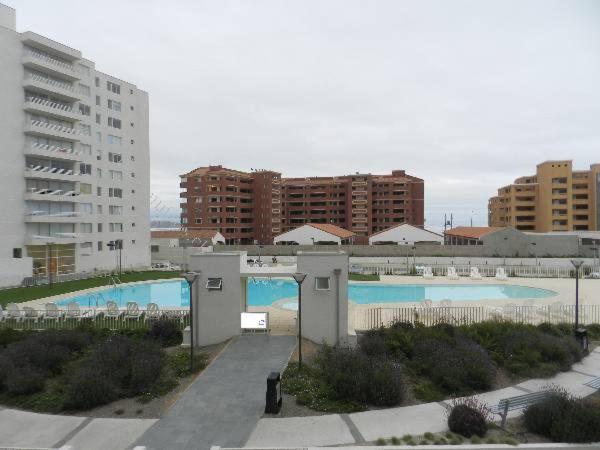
44, 302, 64, 321
446, 267, 459, 280
439, 299, 452, 308
124, 301, 142, 320
470, 267, 482, 280
145, 302, 161, 321
65, 302, 92, 320
6, 303, 22, 321
422, 266, 434, 279
22, 306, 40, 322
495, 267, 508, 281
104, 300, 123, 319
420, 299, 433, 308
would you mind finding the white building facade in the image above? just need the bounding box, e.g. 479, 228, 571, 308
0, 4, 150, 285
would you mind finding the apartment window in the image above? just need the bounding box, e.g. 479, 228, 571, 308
79, 143, 92, 155
79, 124, 91, 135
96, 132, 102, 143
97, 186, 101, 196
109, 205, 123, 215
130, 88, 134, 94
107, 81, 121, 94
107, 135, 122, 145
81, 223, 93, 233
80, 242, 92, 256
13, 248, 22, 258
132, 222, 136, 227
95, 77, 100, 87
130, 156, 135, 161
80, 183, 92, 195
96, 168, 102, 178
130, 106, 134, 111
96, 95, 101, 106
195, 218, 202, 224
151, 245, 159, 253
78, 84, 90, 96
79, 163, 92, 175
98, 223, 103, 232
78, 104, 90, 116
109, 170, 123, 181
315, 277, 331, 290
96, 149, 102, 160
109, 188, 123, 198
80, 203, 93, 214
130, 122, 134, 127
96, 113, 101, 124
97, 205, 102, 214
130, 139, 135, 144
108, 117, 121, 129
131, 172, 135, 178
109, 223, 123, 232
108, 152, 122, 163
107, 99, 121, 111
97, 241, 103, 251
206, 278, 223, 290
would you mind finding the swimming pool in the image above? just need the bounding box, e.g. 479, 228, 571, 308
54, 279, 556, 308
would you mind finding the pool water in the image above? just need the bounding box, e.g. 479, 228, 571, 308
55, 279, 556, 308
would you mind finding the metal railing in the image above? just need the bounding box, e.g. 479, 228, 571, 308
24, 48, 75, 73
29, 119, 81, 136
354, 304, 600, 330
25, 96, 76, 114
0, 308, 189, 331
25, 73, 75, 93
29, 141, 81, 156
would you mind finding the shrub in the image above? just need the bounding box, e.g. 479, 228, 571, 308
447, 404, 488, 438
168, 349, 208, 377
4, 365, 45, 395
358, 331, 388, 357
315, 345, 404, 407
128, 341, 165, 396
0, 354, 15, 388
149, 319, 182, 347
0, 328, 27, 347
524, 389, 600, 443
63, 365, 118, 410
412, 336, 495, 394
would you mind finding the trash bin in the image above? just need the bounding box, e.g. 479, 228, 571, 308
265, 371, 282, 414
575, 328, 588, 352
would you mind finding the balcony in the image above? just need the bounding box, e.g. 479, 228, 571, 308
25, 142, 82, 161
25, 120, 81, 142
25, 188, 86, 202
352, 199, 368, 205
25, 233, 83, 246
24, 211, 88, 223
22, 49, 80, 81
23, 96, 80, 122
24, 166, 82, 182
23, 73, 81, 102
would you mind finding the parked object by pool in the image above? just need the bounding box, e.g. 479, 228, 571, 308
53, 279, 557, 309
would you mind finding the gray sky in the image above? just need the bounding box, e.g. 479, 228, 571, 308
7, 0, 600, 230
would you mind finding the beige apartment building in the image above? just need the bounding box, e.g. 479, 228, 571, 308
488, 161, 600, 232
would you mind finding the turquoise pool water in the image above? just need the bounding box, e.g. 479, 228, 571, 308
55, 279, 556, 308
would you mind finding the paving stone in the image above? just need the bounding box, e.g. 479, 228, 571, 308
0, 409, 85, 448
65, 418, 156, 450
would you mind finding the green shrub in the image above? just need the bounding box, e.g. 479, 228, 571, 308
390, 436, 401, 445
149, 319, 182, 347
63, 366, 118, 410
375, 437, 387, 445
447, 404, 488, 437
4, 365, 45, 395
168, 349, 208, 377
316, 345, 404, 407
0, 328, 27, 347
524, 389, 600, 442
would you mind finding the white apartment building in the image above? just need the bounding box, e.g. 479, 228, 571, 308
0, 4, 150, 285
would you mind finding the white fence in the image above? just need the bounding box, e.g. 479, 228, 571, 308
354, 304, 600, 330
351, 263, 597, 278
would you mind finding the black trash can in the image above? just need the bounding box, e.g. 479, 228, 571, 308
265, 371, 282, 414
575, 328, 588, 352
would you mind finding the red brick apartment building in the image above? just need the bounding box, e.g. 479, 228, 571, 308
179, 166, 424, 244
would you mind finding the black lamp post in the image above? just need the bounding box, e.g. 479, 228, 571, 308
183, 271, 199, 372
571, 259, 583, 330
292, 272, 307, 370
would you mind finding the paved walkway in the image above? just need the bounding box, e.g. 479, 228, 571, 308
135, 334, 296, 450
245, 347, 600, 447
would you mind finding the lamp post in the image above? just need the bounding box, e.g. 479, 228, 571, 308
292, 272, 307, 370
183, 271, 199, 372
571, 259, 583, 330
107, 240, 123, 277
47, 242, 55, 288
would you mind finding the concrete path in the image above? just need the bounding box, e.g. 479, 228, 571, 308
0, 409, 155, 450
135, 334, 296, 450
245, 347, 600, 447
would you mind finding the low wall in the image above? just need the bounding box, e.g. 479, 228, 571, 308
0, 257, 32, 288
222, 245, 487, 257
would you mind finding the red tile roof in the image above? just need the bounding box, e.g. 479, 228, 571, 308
306, 223, 355, 239
444, 227, 504, 239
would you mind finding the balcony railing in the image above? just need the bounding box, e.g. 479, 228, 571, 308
28, 141, 82, 157
27, 187, 81, 197
24, 49, 75, 73
26, 165, 76, 176
30, 119, 80, 136
26, 72, 74, 91
24, 96, 77, 115
25, 211, 82, 217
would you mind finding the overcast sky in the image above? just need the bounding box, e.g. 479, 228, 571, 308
7, 0, 600, 230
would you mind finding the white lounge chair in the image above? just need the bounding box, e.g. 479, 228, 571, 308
44, 302, 64, 321
420, 299, 433, 308
588, 272, 600, 279
145, 302, 161, 321
104, 300, 123, 319
5, 303, 22, 321
495, 267, 508, 281
470, 267, 482, 280
422, 266, 434, 279
124, 301, 142, 320
446, 267, 459, 280
65, 302, 92, 320
22, 306, 40, 322
439, 299, 452, 308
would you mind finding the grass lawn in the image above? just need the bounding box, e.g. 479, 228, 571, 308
348, 273, 380, 281
0, 271, 180, 307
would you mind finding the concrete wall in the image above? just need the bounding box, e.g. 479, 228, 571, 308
297, 252, 349, 345
0, 257, 32, 287
482, 228, 593, 257
187, 253, 244, 346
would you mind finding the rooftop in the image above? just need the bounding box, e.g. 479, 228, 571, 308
444, 226, 504, 239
